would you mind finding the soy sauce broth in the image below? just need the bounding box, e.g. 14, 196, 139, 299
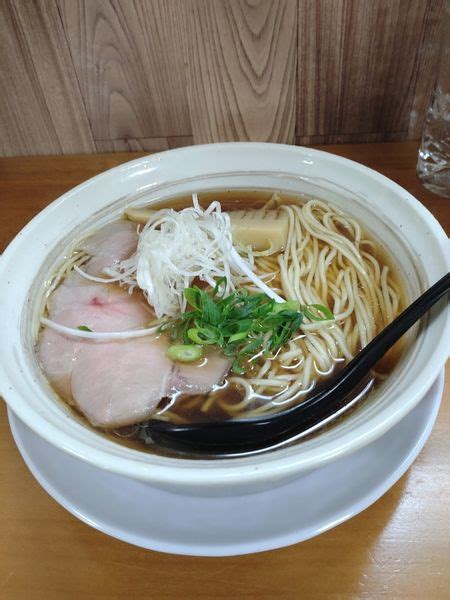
41, 188, 410, 458
105, 189, 409, 454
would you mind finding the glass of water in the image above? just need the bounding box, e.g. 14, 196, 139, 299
417, 1, 450, 198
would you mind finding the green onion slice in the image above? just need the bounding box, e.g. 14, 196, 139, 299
166, 344, 203, 363
303, 304, 335, 321
187, 327, 218, 345
272, 300, 300, 314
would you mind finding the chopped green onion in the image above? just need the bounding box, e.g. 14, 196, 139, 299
159, 280, 334, 373
212, 277, 227, 297
228, 331, 248, 343
187, 327, 218, 345
303, 304, 335, 321
166, 344, 203, 363
272, 300, 300, 314
232, 358, 246, 374
77, 325, 93, 332
184, 287, 201, 310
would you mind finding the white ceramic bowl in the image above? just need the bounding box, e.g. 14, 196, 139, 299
0, 143, 448, 495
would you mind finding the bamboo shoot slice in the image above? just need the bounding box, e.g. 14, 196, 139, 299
125, 207, 289, 253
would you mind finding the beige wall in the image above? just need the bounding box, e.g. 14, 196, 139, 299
0, 0, 443, 157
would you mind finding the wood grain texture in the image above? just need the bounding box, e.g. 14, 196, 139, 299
407, 0, 445, 138
0, 0, 445, 155
296, 0, 444, 144
95, 137, 169, 153
0, 0, 95, 156
58, 0, 191, 140
186, 0, 298, 143
296, 131, 407, 146
0, 143, 449, 599
94, 135, 194, 153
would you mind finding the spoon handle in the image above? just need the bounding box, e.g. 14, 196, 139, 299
309, 272, 450, 410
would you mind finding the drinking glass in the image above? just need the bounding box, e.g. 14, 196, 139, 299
417, 1, 450, 198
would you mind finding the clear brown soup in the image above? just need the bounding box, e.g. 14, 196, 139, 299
51, 189, 410, 457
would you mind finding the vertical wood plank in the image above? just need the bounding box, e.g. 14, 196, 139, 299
58, 0, 191, 141
94, 136, 194, 153
0, 0, 444, 156
296, 0, 443, 144
407, 0, 444, 138
186, 0, 297, 144
0, 0, 95, 156
95, 138, 169, 153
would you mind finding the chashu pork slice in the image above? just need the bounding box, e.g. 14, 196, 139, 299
70, 337, 173, 428
40, 219, 143, 408
37, 272, 171, 428
171, 352, 231, 395
38, 221, 231, 429
78, 220, 138, 277
38, 274, 231, 429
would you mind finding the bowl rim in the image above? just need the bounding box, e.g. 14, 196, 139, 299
1, 142, 449, 488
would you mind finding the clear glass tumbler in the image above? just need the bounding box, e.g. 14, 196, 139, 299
417, 1, 450, 198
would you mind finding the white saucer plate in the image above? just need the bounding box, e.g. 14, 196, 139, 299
8, 371, 444, 557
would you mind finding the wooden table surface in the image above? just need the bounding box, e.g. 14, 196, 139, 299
0, 142, 448, 599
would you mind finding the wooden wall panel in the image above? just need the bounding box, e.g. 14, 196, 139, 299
94, 135, 193, 152
58, 0, 191, 140
296, 0, 443, 144
0, 0, 95, 156
0, 0, 444, 156
407, 1, 444, 138
186, 0, 297, 144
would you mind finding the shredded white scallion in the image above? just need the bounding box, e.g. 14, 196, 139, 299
228, 247, 283, 301
40, 317, 159, 340
106, 194, 284, 317
73, 265, 122, 284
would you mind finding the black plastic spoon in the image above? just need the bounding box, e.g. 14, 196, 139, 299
143, 273, 450, 454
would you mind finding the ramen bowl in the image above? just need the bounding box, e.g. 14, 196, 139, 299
0, 143, 448, 496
